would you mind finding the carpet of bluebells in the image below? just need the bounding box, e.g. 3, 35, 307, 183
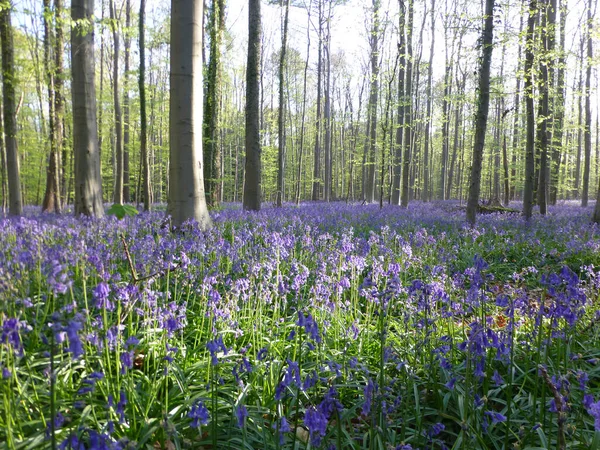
2, 202, 600, 450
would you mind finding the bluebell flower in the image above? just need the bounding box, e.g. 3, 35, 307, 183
304, 406, 328, 447
236, 404, 248, 428
189, 400, 210, 428
485, 411, 507, 424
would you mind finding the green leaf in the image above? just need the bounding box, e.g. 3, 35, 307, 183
107, 203, 139, 219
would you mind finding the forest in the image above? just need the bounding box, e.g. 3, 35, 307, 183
3, 0, 600, 449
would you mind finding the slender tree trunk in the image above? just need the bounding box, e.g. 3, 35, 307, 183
276, 0, 290, 206
323, 2, 333, 202
312, 1, 323, 201
422, 0, 435, 202
440, 55, 452, 200
391, 1, 406, 205
123, 0, 131, 202
465, 0, 495, 225
522, 0, 537, 220
139, 0, 151, 211
110, 0, 124, 205
550, 0, 565, 205
296, 2, 311, 205
582, 0, 593, 207
365, 0, 380, 204
400, 0, 413, 208
575, 37, 584, 198
0, 104, 5, 213
203, 0, 225, 207
243, 0, 262, 211
72, 0, 104, 217
537, 0, 551, 214
42, 0, 62, 213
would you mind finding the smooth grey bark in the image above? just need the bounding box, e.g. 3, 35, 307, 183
243, 0, 261, 211
139, 0, 151, 211
391, 1, 406, 205
203, 0, 225, 207
537, 0, 552, 214
400, 0, 413, 208
42, 0, 62, 213
422, 0, 435, 202
72, 0, 104, 217
510, 10, 524, 201
123, 0, 131, 203
312, 0, 323, 201
550, 0, 566, 205
522, 0, 537, 220
0, 2, 21, 216
366, 0, 380, 204
575, 38, 583, 198
323, 1, 333, 202
465, 0, 495, 226
277, 0, 290, 206
582, 0, 593, 207
296, 1, 311, 205
110, 0, 124, 205
167, 0, 212, 228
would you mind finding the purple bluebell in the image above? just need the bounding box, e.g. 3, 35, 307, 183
189, 399, 210, 428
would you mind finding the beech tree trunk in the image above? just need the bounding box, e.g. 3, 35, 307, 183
42, 0, 61, 213
168, 0, 212, 227
466, 0, 495, 225
582, 0, 593, 207
391, 1, 406, 205
243, 0, 262, 211
123, 0, 131, 203
400, 0, 413, 208
277, 0, 290, 206
366, 0, 380, 204
110, 0, 124, 205
522, 0, 537, 220
422, 0, 435, 202
72, 0, 104, 217
139, 0, 151, 211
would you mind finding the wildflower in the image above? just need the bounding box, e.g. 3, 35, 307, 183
206, 336, 228, 365
65, 318, 84, 359
485, 411, 507, 424
93, 282, 113, 311
189, 400, 210, 428
427, 422, 445, 438
362, 379, 375, 416
117, 391, 127, 423
236, 404, 248, 428
1, 318, 23, 356
275, 416, 291, 444
304, 406, 328, 447
120, 351, 134, 374
492, 370, 505, 386
59, 434, 84, 450
586, 397, 600, 430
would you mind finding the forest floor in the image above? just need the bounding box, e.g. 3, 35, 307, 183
1, 201, 600, 449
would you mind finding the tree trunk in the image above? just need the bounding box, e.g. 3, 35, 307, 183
123, 0, 131, 203
296, 1, 311, 205
203, 0, 225, 207
42, 0, 62, 213
110, 0, 124, 205
323, 2, 333, 202
391, 1, 406, 205
582, 0, 593, 207
72, 0, 104, 217
139, 0, 151, 211
400, 0, 413, 208
522, 0, 537, 220
312, 1, 323, 201
168, 0, 212, 227
366, 0, 380, 204
277, 0, 290, 206
422, 0, 435, 202
243, 0, 261, 211
550, 0, 565, 204
575, 38, 584, 199
465, 0, 495, 225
